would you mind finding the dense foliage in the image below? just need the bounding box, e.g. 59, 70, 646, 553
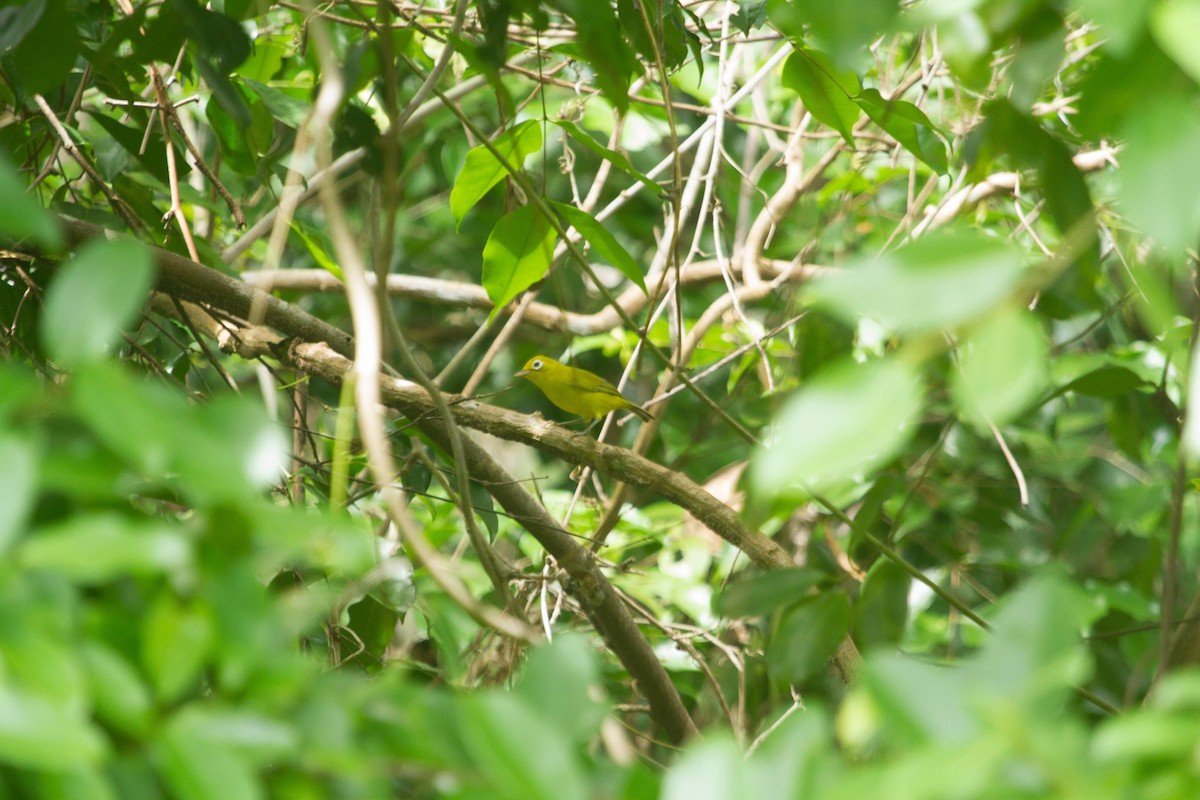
3, 0, 1200, 797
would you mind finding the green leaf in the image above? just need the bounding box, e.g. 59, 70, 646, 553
345, 594, 399, 669
553, 0, 639, 114
0, 687, 106, 770
1118, 93, 1200, 251
41, 238, 155, 368
1061, 365, 1150, 398
468, 480, 499, 539
167, 706, 297, 764
142, 592, 213, 704
1151, 0, 1200, 85
289, 222, 343, 279
781, 48, 862, 144
783, 0, 898, 69
0, 436, 37, 554
165, 0, 251, 130
978, 101, 1095, 249
854, 559, 910, 649
450, 120, 543, 227
1076, 0, 1152, 55
155, 717, 263, 800
732, 0, 768, 35
0, 0, 45, 53
0, 154, 63, 249
952, 306, 1047, 430
3, 0, 78, 96
458, 692, 588, 800
513, 636, 605, 745
80, 641, 154, 737
553, 120, 660, 194
241, 77, 309, 129
21, 513, 191, 584
712, 568, 825, 617
854, 88, 948, 174
481, 205, 556, 320
662, 738, 744, 800
752, 358, 922, 496
766, 592, 852, 684
551, 201, 645, 292
814, 230, 1023, 334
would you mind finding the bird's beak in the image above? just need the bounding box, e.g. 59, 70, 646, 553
515, 368, 530, 377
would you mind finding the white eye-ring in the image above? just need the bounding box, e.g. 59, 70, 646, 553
532, 359, 544, 370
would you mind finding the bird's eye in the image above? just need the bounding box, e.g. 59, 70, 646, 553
532, 359, 543, 370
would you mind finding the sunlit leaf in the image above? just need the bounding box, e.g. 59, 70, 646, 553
781, 48, 862, 144
752, 358, 922, 496
1151, 0, 1200, 85
450, 120, 543, 227
21, 513, 190, 584
855, 88, 948, 174
1118, 94, 1200, 251
481, 205, 556, 319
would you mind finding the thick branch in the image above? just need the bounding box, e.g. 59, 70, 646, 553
285, 339, 699, 742
58, 218, 356, 358
288, 341, 792, 571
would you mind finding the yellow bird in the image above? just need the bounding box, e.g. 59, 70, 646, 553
515, 355, 652, 422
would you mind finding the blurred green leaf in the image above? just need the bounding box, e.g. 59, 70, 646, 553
0, 0, 45, 53
241, 77, 309, 129
752, 358, 922, 496
3, 0, 78, 96
952, 306, 1047, 430
854, 559, 910, 649
344, 594, 399, 670
1118, 94, 1200, 251
815, 230, 1023, 334
782, 0, 898, 69
554, 0, 639, 113
513, 636, 606, 745
661, 738, 743, 800
482, 205, 556, 319
142, 592, 213, 704
21, 513, 190, 583
1062, 365, 1150, 398
1151, 0, 1200, 85
0, 154, 63, 250
713, 568, 825, 618
80, 641, 154, 737
458, 692, 588, 800
766, 592, 852, 684
1076, 0, 1152, 55
731, 0, 768, 35
0, 436, 37, 554
0, 686, 106, 770
468, 479, 499, 539
155, 716, 262, 800
40, 239, 155, 368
